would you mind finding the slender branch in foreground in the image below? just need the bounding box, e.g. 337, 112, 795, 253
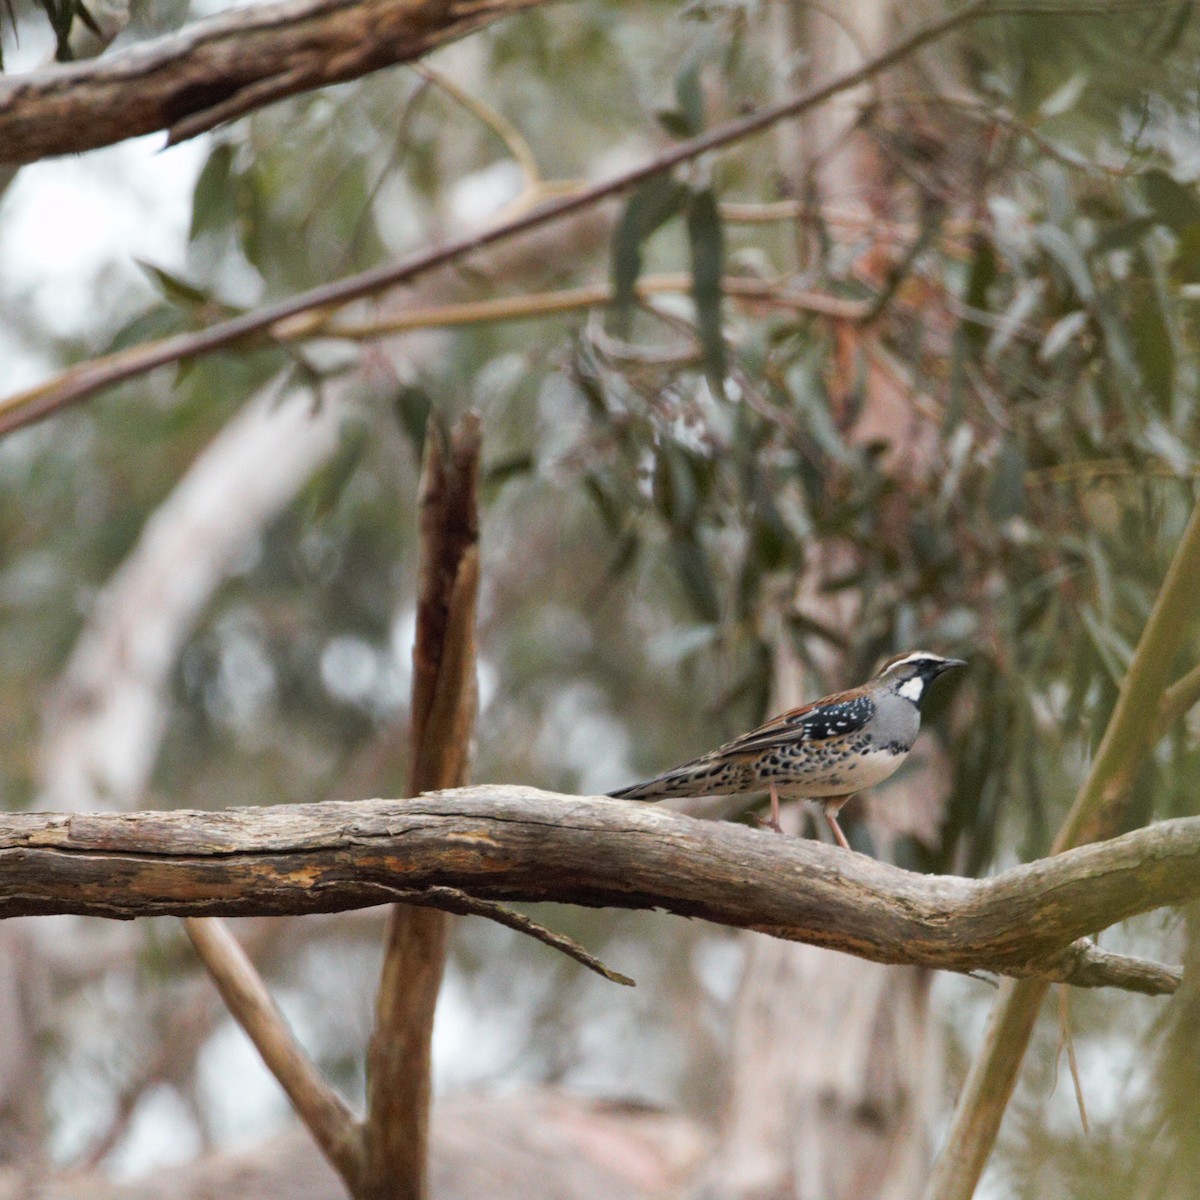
0, 0, 993, 437
5, 787, 1200, 994
925, 498, 1200, 1200
182, 916, 364, 1186
0, 0, 544, 165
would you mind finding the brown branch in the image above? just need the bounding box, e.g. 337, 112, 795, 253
0, 0, 544, 166
363, 414, 481, 1200
181, 916, 364, 1187
368, 884, 635, 986
925, 498, 1200, 1200
183, 909, 367, 1187
0, 0, 993, 437
4, 787, 1200, 994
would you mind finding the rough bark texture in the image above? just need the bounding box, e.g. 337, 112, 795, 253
363, 415, 481, 1200
0, 0, 545, 164
0, 788, 1196, 992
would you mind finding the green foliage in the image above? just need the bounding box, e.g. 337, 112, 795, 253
611, 173, 690, 327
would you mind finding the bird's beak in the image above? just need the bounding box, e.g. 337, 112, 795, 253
936, 658, 968, 675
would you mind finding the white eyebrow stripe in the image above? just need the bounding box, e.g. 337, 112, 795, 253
885, 651, 937, 672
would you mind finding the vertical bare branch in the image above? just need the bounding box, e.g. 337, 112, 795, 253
362, 413, 481, 1200
925, 498, 1200, 1200
182, 917, 363, 1188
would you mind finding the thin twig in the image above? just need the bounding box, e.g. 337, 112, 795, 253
369, 884, 635, 986
1056, 984, 1090, 1134
412, 63, 544, 193
0, 0, 993, 436
719, 198, 980, 244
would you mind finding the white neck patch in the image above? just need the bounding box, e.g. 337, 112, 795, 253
898, 677, 925, 703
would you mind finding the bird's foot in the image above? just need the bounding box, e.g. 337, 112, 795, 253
754, 813, 785, 835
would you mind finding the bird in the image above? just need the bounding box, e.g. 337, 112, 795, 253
608, 651, 965, 850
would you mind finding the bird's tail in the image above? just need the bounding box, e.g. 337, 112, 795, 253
608, 756, 745, 801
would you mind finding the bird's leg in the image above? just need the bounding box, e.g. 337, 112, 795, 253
757, 781, 784, 834
823, 796, 852, 852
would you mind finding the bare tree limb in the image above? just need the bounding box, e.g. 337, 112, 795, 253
925, 498, 1200, 1200
363, 414, 481, 1200
0, 0, 545, 166
4, 787, 1200, 994
0, 0, 993, 436
181, 916, 364, 1187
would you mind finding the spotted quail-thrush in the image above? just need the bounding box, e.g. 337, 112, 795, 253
608, 651, 965, 850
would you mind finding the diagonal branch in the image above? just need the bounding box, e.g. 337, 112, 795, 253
0, 0, 545, 166
5, 787, 1200, 994
182, 916, 364, 1187
0, 0, 993, 436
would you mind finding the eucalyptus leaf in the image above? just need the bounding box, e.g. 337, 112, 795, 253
685, 187, 726, 393
610, 173, 688, 334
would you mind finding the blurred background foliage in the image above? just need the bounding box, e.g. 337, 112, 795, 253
2, 0, 1200, 1195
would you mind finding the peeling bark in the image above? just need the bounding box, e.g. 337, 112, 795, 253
0, 788, 1195, 993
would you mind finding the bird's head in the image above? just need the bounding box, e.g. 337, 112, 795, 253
874, 651, 966, 706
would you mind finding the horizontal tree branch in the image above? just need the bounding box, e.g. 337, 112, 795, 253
0, 0, 544, 165
1, 787, 1196, 994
